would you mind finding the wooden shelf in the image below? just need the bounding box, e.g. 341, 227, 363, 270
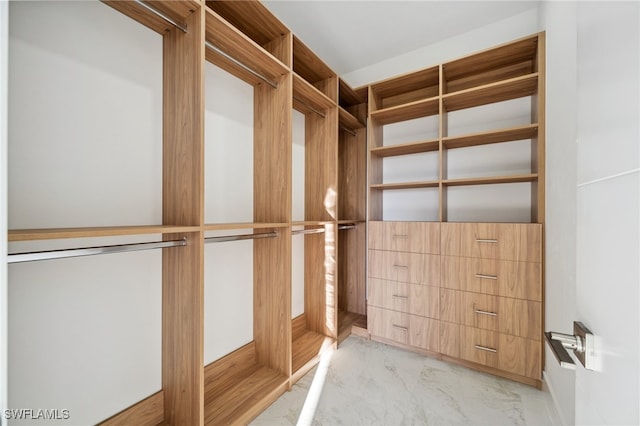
293, 73, 336, 115
291, 329, 335, 374
102, 1, 199, 35
339, 107, 364, 131
443, 173, 538, 187
443, 73, 538, 112
204, 342, 288, 425
205, 1, 291, 65
337, 219, 365, 225
371, 139, 439, 157
444, 124, 538, 150
8, 225, 200, 242
293, 36, 337, 101
370, 96, 439, 125
203, 222, 289, 231
339, 79, 365, 109
370, 181, 439, 190
291, 221, 334, 227
370, 66, 439, 111
205, 7, 288, 86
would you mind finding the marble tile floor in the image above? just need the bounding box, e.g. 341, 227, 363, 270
252, 336, 559, 426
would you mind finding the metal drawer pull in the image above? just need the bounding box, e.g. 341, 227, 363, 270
475, 274, 497, 280
392, 265, 408, 269
392, 324, 408, 331
474, 344, 497, 353
475, 309, 497, 317
392, 234, 409, 239
476, 239, 498, 243
392, 294, 409, 299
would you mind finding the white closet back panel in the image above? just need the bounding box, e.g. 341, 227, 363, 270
382, 188, 439, 222
204, 232, 253, 364
8, 2, 162, 229
292, 110, 306, 222
204, 63, 253, 224
9, 236, 162, 426
383, 115, 439, 145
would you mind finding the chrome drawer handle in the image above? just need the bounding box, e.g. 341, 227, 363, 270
392, 324, 408, 331
392, 234, 409, 239
475, 309, 497, 317
475, 274, 497, 280
392, 294, 409, 299
392, 265, 408, 269
476, 239, 498, 243
474, 344, 497, 353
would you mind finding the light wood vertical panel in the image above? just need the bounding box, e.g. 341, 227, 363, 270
439, 64, 448, 222
305, 107, 338, 221
338, 128, 367, 221
368, 121, 383, 219
264, 33, 293, 69
338, 224, 366, 315
162, 7, 205, 425
532, 32, 545, 224
254, 73, 292, 223
254, 71, 292, 376
254, 229, 292, 376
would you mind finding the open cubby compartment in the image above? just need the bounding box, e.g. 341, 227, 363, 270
377, 187, 440, 222
339, 78, 367, 127
203, 226, 291, 425
442, 33, 540, 94
205, 7, 289, 89
205, 0, 292, 66
293, 35, 339, 102
337, 221, 367, 343
293, 82, 338, 222
10, 3, 204, 424
338, 113, 367, 221
443, 182, 535, 223
291, 223, 338, 383
369, 66, 439, 112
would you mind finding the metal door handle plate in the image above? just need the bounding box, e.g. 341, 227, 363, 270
544, 321, 595, 370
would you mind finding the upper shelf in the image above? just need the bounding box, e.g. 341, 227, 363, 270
102, 1, 200, 35
204, 7, 289, 87
370, 96, 439, 125
206, 0, 291, 66
370, 66, 439, 112
293, 36, 338, 101
442, 73, 538, 112
371, 139, 439, 157
8, 225, 200, 242
293, 73, 336, 115
339, 107, 364, 131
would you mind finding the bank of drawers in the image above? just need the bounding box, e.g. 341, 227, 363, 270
368, 221, 543, 382
439, 222, 542, 380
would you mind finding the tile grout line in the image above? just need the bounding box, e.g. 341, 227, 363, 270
576, 168, 640, 188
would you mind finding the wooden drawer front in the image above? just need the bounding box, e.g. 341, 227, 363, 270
440, 289, 541, 340
368, 221, 440, 254
368, 250, 440, 286
441, 256, 541, 302
440, 322, 460, 358
441, 223, 541, 262
368, 278, 439, 319
459, 326, 541, 379
368, 306, 439, 352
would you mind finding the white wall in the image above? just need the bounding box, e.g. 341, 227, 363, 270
292, 110, 306, 318
1, 1, 8, 424
574, 2, 639, 424
7, 2, 163, 424
537, 2, 578, 424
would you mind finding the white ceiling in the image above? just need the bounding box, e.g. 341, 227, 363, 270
262, 1, 539, 75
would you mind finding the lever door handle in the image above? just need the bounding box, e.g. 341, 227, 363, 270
544, 321, 595, 370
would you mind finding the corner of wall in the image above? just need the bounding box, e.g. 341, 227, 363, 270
1, 1, 8, 423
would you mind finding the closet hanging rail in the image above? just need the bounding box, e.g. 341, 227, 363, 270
338, 224, 356, 230
291, 227, 326, 236
134, 0, 188, 33
8, 237, 187, 264
340, 126, 357, 137
205, 41, 278, 89
205, 231, 278, 243
293, 96, 326, 118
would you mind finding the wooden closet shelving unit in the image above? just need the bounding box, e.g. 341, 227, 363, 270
366, 32, 545, 388
7, 1, 368, 425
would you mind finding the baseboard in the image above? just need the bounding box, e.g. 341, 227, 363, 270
542, 371, 568, 426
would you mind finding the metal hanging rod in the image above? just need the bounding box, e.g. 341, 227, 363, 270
205, 231, 278, 244
340, 126, 357, 137
291, 228, 326, 236
205, 41, 278, 89
338, 224, 357, 230
8, 238, 187, 264
293, 96, 326, 118
134, 0, 188, 33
